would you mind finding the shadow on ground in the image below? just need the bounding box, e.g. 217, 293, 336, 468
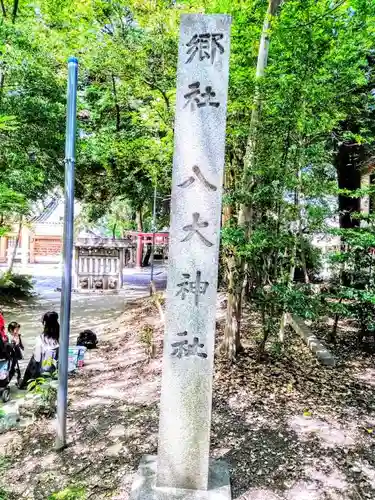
0, 300, 375, 499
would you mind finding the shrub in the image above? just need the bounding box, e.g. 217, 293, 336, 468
48, 486, 86, 500
0, 487, 9, 500
0, 272, 33, 301
20, 376, 57, 418
327, 226, 375, 342
139, 325, 156, 359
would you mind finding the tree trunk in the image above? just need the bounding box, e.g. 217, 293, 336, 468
241, 0, 282, 209
0, 60, 5, 100
111, 73, 121, 132
278, 241, 296, 343
0, 0, 6, 18
12, 0, 19, 23
222, 204, 232, 227
221, 255, 243, 361
300, 237, 309, 284
8, 217, 22, 273
223, 0, 283, 359
220, 156, 244, 357
258, 302, 274, 359
239, 0, 282, 253
335, 135, 362, 230
279, 154, 308, 342
278, 312, 288, 344
296, 166, 309, 284
136, 209, 143, 232
329, 297, 343, 343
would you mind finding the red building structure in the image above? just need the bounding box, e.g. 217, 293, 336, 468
126, 232, 169, 268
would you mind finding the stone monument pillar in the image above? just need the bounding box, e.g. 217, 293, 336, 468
131, 13, 231, 500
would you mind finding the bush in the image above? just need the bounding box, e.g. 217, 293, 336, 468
19, 377, 57, 419
327, 226, 375, 342
0, 487, 9, 500
0, 271, 33, 301
139, 325, 156, 359
48, 486, 86, 500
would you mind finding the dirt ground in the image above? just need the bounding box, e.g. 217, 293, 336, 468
0, 296, 375, 500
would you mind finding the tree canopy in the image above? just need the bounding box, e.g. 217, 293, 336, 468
1, 0, 375, 356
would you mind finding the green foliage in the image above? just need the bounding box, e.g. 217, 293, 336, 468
151, 292, 165, 307
0, 0, 375, 356
0, 18, 66, 200
0, 487, 9, 500
215, 0, 375, 352
0, 2, 67, 232
27, 376, 50, 394
0, 115, 17, 131
139, 324, 154, 348
48, 486, 86, 500
328, 223, 375, 338
0, 457, 9, 473
0, 184, 29, 236
139, 324, 156, 358
27, 376, 57, 417
0, 272, 33, 301
272, 284, 324, 321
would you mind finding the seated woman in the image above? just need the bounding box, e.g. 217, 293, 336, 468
20, 311, 60, 389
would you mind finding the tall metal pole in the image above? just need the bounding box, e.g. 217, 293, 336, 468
149, 185, 157, 294
56, 57, 78, 450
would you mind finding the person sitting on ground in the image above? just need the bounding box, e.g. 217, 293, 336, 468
20, 311, 60, 389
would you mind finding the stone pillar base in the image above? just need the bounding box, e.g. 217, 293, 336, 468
130, 455, 231, 500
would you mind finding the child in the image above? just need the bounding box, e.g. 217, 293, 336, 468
8, 322, 24, 360
8, 322, 23, 385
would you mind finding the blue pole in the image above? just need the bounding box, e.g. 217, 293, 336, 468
150, 184, 157, 287
56, 57, 78, 450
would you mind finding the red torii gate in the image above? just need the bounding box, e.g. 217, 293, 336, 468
126, 232, 169, 268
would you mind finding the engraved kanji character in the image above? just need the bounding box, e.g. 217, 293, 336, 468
187, 337, 208, 358
189, 270, 209, 306
185, 33, 224, 64
171, 332, 208, 359
176, 271, 209, 306
183, 82, 201, 110
176, 274, 191, 300
171, 331, 188, 358
183, 82, 220, 111
211, 33, 225, 59
199, 86, 220, 108
178, 165, 217, 192
181, 212, 213, 247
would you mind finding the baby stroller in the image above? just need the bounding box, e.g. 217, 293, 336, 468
0, 349, 22, 403
0, 358, 11, 403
